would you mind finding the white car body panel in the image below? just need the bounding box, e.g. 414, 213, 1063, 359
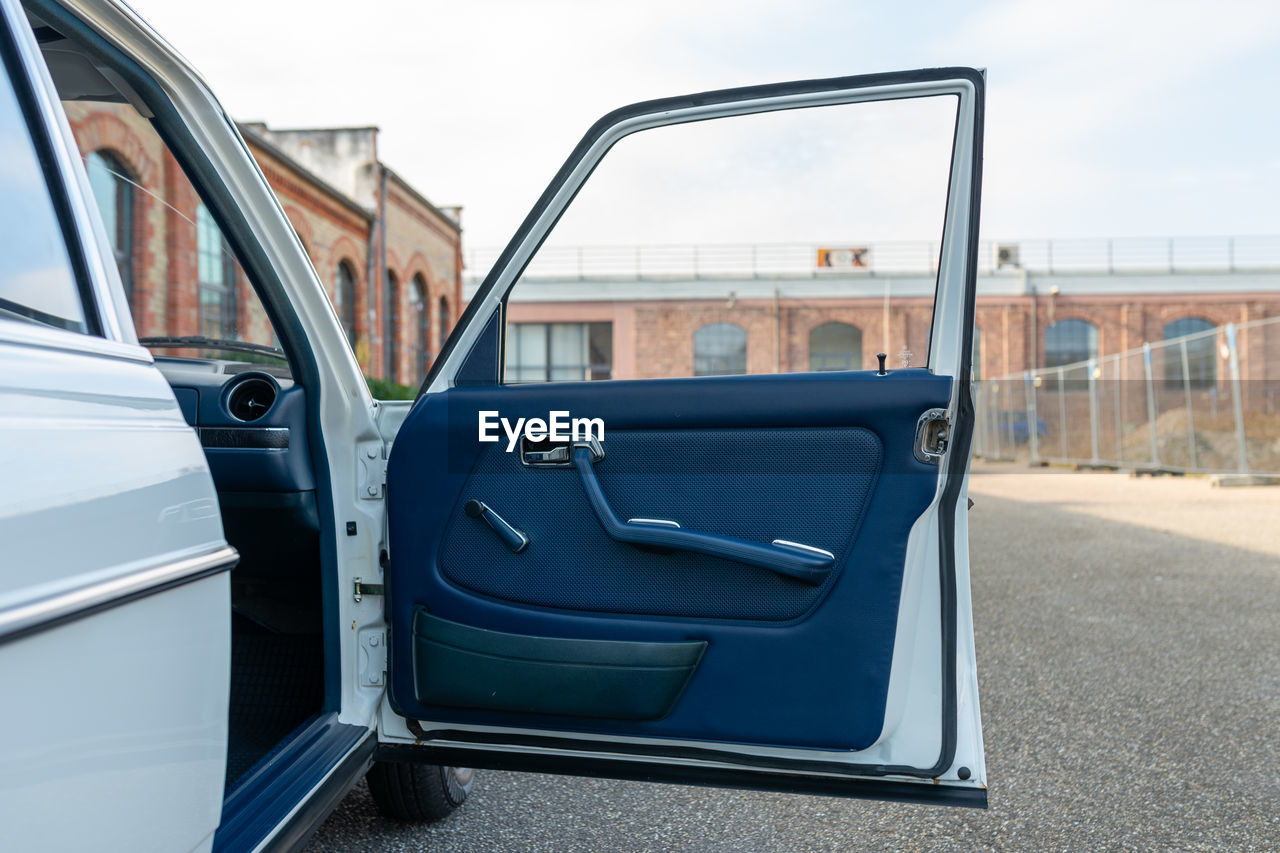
0, 327, 233, 852
0, 576, 229, 853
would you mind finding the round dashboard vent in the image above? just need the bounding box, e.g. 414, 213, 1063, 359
226, 375, 277, 422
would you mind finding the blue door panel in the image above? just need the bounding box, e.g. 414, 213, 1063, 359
387, 370, 950, 751
439, 426, 882, 620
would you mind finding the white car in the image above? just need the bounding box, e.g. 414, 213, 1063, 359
0, 0, 988, 849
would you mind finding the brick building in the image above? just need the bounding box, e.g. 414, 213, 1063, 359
493, 260, 1280, 474
64, 102, 462, 386
483, 243, 1280, 385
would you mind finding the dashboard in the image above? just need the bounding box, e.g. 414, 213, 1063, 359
154, 357, 315, 493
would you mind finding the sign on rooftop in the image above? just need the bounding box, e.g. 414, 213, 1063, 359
817, 247, 870, 269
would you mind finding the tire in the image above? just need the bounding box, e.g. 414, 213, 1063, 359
366, 762, 474, 822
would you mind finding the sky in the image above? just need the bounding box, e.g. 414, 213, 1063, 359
125, 0, 1280, 252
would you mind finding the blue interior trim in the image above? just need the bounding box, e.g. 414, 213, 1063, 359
440, 425, 879, 621
571, 445, 834, 584
388, 369, 949, 751
214, 714, 368, 853
440, 424, 879, 621
413, 609, 706, 719
452, 307, 502, 388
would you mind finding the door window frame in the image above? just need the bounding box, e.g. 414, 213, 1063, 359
424, 71, 981, 395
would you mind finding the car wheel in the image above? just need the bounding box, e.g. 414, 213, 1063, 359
366, 761, 474, 822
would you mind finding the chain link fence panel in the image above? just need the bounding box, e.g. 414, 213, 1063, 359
973, 316, 1280, 477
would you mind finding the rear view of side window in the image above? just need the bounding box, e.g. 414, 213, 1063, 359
0, 40, 88, 334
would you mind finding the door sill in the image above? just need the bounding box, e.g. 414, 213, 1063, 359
215, 713, 372, 852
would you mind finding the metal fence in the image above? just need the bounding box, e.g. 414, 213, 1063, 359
973, 316, 1280, 477
465, 235, 1280, 281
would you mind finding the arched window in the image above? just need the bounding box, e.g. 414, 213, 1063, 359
383, 270, 399, 381
86, 151, 134, 301
1044, 318, 1098, 369
808, 322, 861, 371
1163, 316, 1216, 389
693, 322, 747, 376
333, 260, 357, 347
439, 296, 451, 353
196, 203, 235, 338
411, 274, 429, 383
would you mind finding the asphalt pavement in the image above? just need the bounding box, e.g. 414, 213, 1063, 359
307, 463, 1280, 851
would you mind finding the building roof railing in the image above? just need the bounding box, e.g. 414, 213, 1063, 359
464, 235, 1280, 282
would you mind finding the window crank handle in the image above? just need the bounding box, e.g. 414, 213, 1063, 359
464, 499, 530, 554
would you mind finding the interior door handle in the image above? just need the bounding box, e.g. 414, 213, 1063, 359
520, 437, 571, 467
570, 445, 834, 585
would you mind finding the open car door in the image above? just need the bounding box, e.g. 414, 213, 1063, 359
379, 68, 986, 807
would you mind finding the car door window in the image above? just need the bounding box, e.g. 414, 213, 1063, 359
500, 95, 957, 382
58, 96, 282, 361
0, 43, 88, 334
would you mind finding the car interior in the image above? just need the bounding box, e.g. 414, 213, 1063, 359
29, 9, 330, 795
160, 358, 324, 789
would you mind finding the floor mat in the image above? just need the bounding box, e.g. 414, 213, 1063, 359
226, 611, 324, 790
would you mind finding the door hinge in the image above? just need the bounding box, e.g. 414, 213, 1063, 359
358, 628, 387, 687
914, 408, 951, 465
353, 577, 385, 602
358, 441, 387, 500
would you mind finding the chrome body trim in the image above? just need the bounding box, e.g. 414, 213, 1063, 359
0, 543, 238, 644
